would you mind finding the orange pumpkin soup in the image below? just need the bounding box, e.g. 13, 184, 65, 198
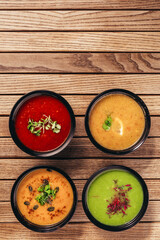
89, 94, 145, 150
17, 168, 74, 225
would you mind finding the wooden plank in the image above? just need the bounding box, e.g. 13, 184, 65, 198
0, 116, 159, 137
0, 158, 160, 179
0, 95, 159, 116
0, 179, 159, 201
0, 32, 160, 52
0, 53, 160, 73
0, 0, 159, 10
0, 137, 159, 158
0, 74, 160, 94
0, 201, 159, 223
0, 11, 160, 31
0, 222, 160, 239
48, 137, 160, 159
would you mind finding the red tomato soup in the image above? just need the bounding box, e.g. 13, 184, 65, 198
15, 95, 71, 151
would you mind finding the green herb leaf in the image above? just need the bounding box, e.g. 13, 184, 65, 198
35, 181, 59, 206
51, 121, 57, 129
102, 123, 110, 131
102, 116, 112, 131
45, 124, 50, 130
56, 124, 61, 130
53, 128, 60, 133
38, 185, 44, 192
44, 184, 50, 191
107, 116, 112, 123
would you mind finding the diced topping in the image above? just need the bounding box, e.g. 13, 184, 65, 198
106, 180, 132, 217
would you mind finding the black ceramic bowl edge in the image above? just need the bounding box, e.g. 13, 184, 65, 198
85, 89, 151, 155
11, 166, 78, 232
82, 165, 149, 232
9, 90, 76, 158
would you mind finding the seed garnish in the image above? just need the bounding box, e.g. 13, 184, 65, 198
24, 201, 30, 206
28, 186, 33, 192
47, 207, 55, 212
33, 205, 39, 210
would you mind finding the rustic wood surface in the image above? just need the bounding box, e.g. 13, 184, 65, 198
1, 32, 160, 52
0, 11, 160, 31
0, 1, 160, 239
0, 1, 160, 9
0, 53, 160, 73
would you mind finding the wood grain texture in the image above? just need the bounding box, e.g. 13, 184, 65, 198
0, 179, 159, 202
0, 74, 160, 94
0, 116, 159, 137
0, 95, 159, 115
0, 53, 160, 73
0, 137, 160, 158
0, 0, 159, 9
0, 158, 160, 179
0, 1, 159, 239
0, 201, 159, 223
0, 222, 160, 239
0, 32, 160, 52
0, 11, 160, 31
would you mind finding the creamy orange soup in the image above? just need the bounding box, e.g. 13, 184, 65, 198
17, 168, 74, 225
89, 94, 145, 150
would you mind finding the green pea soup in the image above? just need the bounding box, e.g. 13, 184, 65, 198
87, 170, 144, 226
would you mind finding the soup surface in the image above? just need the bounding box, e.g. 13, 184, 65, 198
17, 168, 74, 225
89, 94, 145, 150
15, 95, 71, 152
87, 170, 144, 226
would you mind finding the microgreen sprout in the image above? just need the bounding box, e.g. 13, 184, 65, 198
27, 115, 61, 136
35, 180, 59, 206
102, 115, 112, 131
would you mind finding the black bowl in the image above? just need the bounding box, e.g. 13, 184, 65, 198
11, 166, 78, 232
9, 90, 75, 157
82, 165, 149, 232
85, 89, 151, 155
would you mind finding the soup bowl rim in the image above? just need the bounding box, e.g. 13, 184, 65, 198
85, 88, 151, 155
82, 165, 149, 232
9, 90, 76, 158
11, 165, 78, 232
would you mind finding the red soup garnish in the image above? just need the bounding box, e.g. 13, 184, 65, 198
15, 95, 71, 152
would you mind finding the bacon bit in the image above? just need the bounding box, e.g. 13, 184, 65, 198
106, 180, 132, 217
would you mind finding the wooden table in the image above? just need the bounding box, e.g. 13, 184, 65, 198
0, 1, 160, 239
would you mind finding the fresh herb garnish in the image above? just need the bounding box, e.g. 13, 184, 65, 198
102, 115, 112, 131
27, 115, 61, 136
106, 180, 132, 217
35, 180, 59, 206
